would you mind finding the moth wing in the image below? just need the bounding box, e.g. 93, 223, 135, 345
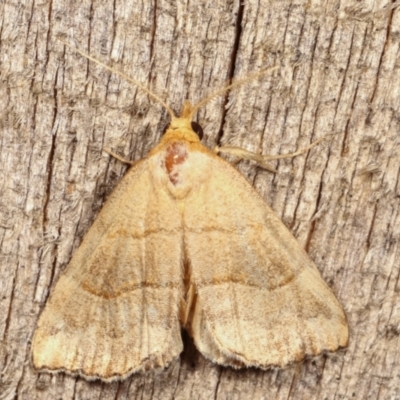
32, 157, 183, 381
183, 152, 348, 368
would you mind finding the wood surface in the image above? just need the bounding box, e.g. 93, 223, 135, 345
1, 0, 399, 399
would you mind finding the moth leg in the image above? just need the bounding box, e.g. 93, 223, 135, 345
103, 147, 137, 166
261, 135, 328, 161
214, 135, 328, 172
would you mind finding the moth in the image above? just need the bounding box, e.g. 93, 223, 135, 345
32, 42, 348, 381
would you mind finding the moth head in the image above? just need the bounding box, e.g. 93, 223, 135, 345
162, 101, 204, 143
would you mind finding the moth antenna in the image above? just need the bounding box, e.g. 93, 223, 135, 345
58, 37, 176, 119
190, 66, 279, 116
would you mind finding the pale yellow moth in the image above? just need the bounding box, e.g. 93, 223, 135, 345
32, 42, 349, 382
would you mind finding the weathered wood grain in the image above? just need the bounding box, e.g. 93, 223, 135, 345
1, 0, 399, 399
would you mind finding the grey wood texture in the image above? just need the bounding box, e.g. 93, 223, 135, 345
1, 0, 399, 399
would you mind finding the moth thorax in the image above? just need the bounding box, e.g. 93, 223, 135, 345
165, 142, 188, 185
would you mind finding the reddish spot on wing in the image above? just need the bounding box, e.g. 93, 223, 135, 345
165, 142, 188, 185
